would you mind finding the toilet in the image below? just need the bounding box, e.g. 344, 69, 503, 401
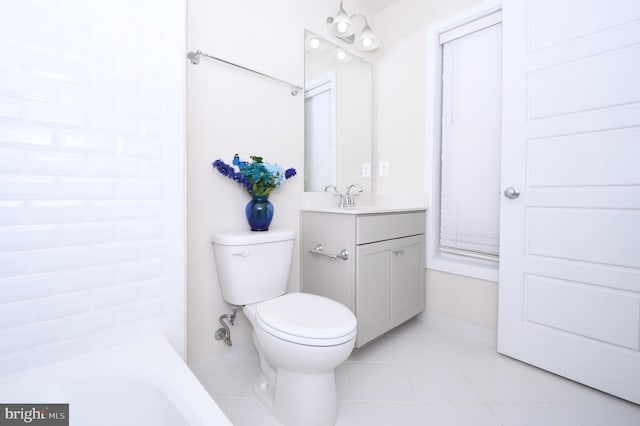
211, 229, 357, 426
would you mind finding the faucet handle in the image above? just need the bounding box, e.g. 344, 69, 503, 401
346, 184, 363, 194
324, 185, 345, 207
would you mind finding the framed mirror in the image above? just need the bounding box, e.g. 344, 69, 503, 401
304, 30, 373, 192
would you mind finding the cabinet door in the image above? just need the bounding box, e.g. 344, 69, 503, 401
356, 239, 395, 346
392, 235, 425, 325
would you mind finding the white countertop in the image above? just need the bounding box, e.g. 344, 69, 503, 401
300, 205, 427, 215
301, 191, 428, 215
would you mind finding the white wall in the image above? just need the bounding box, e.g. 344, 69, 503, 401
374, 0, 498, 329
426, 270, 497, 329
187, 0, 375, 364
0, 0, 186, 376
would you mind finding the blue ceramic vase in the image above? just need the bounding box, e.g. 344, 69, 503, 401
245, 195, 274, 231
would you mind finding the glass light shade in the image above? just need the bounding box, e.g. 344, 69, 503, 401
309, 38, 320, 49
327, 3, 354, 37
355, 25, 380, 51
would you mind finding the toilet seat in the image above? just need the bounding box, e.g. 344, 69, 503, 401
255, 293, 357, 347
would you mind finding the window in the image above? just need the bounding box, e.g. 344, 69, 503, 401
426, 6, 502, 282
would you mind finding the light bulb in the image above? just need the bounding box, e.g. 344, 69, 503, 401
337, 21, 347, 33
356, 25, 379, 51
310, 38, 320, 49
336, 50, 346, 61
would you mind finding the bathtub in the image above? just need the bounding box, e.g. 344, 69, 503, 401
0, 335, 231, 426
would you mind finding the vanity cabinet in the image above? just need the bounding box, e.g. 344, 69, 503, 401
301, 210, 426, 347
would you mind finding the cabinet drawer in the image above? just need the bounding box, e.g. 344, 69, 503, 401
356, 211, 426, 244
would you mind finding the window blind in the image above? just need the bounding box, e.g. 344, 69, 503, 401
439, 18, 502, 259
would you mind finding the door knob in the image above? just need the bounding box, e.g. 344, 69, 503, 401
504, 187, 520, 199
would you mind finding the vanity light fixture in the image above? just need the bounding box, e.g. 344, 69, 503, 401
326, 1, 354, 38
326, 1, 380, 51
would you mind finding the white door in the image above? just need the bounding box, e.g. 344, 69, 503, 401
304, 77, 336, 192
498, 0, 640, 404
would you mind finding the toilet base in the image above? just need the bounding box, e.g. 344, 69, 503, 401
253, 374, 275, 414
253, 369, 337, 426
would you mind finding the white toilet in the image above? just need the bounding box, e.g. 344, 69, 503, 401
211, 229, 357, 426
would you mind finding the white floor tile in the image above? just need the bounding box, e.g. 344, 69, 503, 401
386, 316, 435, 336
404, 363, 485, 403
535, 372, 628, 405
423, 403, 502, 426
490, 399, 640, 426
461, 360, 565, 403
191, 314, 638, 426
348, 363, 415, 402
338, 402, 428, 426
349, 333, 454, 364
215, 398, 280, 426
338, 402, 502, 426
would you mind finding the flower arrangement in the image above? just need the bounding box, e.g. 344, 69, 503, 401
212, 154, 297, 197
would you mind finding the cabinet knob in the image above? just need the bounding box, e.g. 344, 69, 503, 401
393, 249, 405, 256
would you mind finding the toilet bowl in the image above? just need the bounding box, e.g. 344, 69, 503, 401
246, 293, 356, 425
211, 229, 357, 426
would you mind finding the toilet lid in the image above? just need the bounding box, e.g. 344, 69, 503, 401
255, 293, 357, 346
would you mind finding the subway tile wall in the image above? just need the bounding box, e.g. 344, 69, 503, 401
0, 0, 186, 376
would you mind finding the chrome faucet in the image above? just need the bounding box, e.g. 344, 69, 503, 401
325, 184, 363, 208
345, 184, 363, 207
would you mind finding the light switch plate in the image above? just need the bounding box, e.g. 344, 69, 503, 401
379, 161, 390, 176
362, 162, 371, 178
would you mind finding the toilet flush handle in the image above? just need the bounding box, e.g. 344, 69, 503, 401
231, 250, 250, 257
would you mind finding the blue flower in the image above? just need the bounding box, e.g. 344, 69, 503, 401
244, 163, 270, 184
212, 155, 296, 196
264, 163, 285, 188
212, 159, 253, 192
285, 168, 297, 179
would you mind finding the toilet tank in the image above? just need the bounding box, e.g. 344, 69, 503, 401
211, 229, 295, 306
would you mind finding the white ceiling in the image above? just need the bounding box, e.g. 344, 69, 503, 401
357, 0, 402, 14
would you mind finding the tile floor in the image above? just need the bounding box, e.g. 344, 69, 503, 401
191, 313, 640, 425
